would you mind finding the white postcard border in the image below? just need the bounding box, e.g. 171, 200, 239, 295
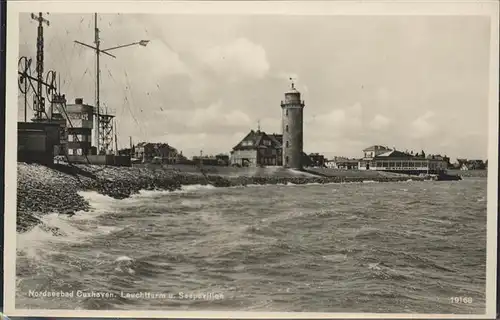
4, 1, 499, 319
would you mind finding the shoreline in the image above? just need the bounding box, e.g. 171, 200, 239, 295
17, 162, 435, 233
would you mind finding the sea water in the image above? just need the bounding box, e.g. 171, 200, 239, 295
15, 178, 487, 313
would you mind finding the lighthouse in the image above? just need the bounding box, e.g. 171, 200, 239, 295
281, 80, 305, 169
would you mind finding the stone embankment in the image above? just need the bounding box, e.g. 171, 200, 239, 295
16, 163, 426, 233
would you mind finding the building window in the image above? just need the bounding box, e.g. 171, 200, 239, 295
285, 125, 289, 132
77, 148, 83, 155
286, 141, 289, 148
77, 134, 83, 141
68, 149, 73, 155
68, 135, 73, 142
286, 109, 288, 116
285, 156, 289, 165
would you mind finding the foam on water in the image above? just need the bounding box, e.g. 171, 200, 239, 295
126, 184, 218, 199
177, 184, 216, 192
15, 177, 487, 313
17, 213, 91, 260
17, 191, 123, 260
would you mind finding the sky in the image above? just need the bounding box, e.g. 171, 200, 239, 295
17, 13, 492, 160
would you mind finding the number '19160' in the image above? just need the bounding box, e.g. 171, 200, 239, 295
450, 297, 473, 304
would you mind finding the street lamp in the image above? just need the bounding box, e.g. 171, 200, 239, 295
74, 13, 150, 154
98, 39, 151, 56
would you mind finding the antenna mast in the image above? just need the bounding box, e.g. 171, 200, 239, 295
31, 12, 50, 120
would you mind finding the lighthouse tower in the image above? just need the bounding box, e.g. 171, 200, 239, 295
281, 80, 305, 169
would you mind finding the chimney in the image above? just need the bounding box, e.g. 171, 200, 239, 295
75, 98, 83, 104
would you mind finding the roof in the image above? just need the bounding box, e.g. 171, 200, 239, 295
285, 88, 300, 95
363, 145, 391, 152
285, 82, 300, 95
374, 150, 414, 159
136, 142, 177, 151
269, 134, 283, 147
233, 130, 282, 151
136, 142, 152, 147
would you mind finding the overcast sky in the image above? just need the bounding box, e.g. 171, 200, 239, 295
18, 13, 491, 160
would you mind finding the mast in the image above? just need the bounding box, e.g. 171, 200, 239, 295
94, 12, 100, 152
31, 12, 50, 120
74, 13, 148, 156
114, 126, 118, 155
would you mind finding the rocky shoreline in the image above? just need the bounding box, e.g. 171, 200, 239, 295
16, 162, 427, 233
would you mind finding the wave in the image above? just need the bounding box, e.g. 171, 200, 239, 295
17, 192, 122, 260
17, 211, 118, 261
177, 184, 216, 192
127, 184, 217, 198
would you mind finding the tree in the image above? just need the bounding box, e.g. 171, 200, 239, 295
421, 150, 426, 158
415, 152, 419, 157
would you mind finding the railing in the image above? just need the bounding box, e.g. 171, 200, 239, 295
94, 107, 116, 116
374, 166, 429, 171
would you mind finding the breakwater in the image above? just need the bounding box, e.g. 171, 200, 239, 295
16, 163, 428, 233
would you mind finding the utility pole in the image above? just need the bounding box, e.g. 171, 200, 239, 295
31, 12, 50, 120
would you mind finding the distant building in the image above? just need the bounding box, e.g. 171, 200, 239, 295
135, 142, 178, 163
176, 151, 188, 163
363, 145, 392, 158
425, 154, 451, 169
215, 154, 230, 166
230, 129, 283, 167
456, 159, 486, 170
118, 148, 132, 157
468, 160, 486, 170
359, 147, 447, 174
456, 158, 468, 170
193, 156, 219, 166
308, 153, 326, 167
326, 157, 359, 170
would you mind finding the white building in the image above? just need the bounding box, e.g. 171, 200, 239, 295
359, 146, 447, 174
